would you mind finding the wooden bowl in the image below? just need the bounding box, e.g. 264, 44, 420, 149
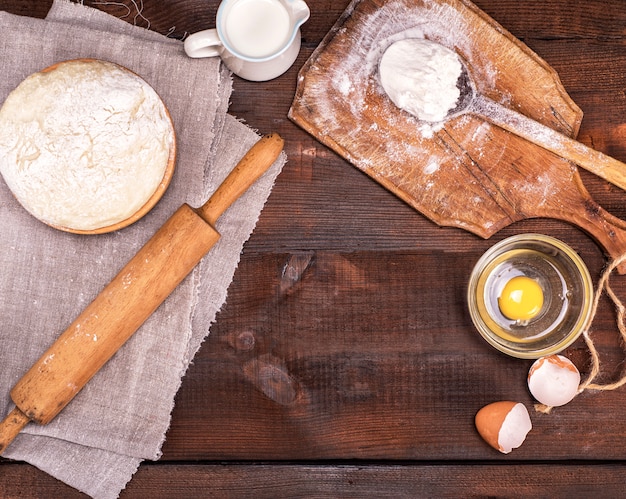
1, 59, 176, 235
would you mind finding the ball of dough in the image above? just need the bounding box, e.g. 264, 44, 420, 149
0, 59, 175, 232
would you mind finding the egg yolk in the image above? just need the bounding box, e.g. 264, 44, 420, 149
498, 276, 544, 322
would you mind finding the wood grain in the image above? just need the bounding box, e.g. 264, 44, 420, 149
1, 0, 626, 497
5, 462, 626, 498
289, 0, 626, 266
0, 134, 281, 452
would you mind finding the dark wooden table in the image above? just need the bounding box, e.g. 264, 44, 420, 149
3, 0, 626, 497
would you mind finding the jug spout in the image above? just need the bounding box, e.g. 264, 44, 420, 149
286, 0, 310, 24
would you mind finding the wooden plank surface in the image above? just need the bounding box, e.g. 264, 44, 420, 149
4, 462, 626, 498
2, 0, 626, 497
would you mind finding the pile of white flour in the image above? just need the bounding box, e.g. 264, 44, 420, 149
379, 38, 462, 122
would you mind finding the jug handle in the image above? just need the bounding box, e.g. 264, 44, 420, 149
184, 29, 222, 59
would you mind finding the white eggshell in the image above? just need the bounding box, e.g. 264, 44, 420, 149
528, 354, 580, 407
475, 401, 532, 454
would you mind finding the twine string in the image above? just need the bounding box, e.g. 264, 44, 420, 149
535, 253, 626, 414
578, 252, 626, 392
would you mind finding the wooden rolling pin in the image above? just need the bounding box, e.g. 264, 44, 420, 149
0, 132, 284, 455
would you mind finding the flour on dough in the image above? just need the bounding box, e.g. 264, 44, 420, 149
0, 59, 175, 231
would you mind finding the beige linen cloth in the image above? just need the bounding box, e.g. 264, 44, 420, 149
0, 1, 285, 497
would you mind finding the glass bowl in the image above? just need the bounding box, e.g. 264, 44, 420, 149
467, 234, 593, 359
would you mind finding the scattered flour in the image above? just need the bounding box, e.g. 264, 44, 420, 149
293, 0, 572, 236
0, 59, 175, 231
423, 160, 440, 175
338, 73, 354, 96
310, 0, 500, 174
379, 38, 462, 122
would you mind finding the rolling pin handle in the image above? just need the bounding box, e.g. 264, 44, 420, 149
0, 406, 31, 455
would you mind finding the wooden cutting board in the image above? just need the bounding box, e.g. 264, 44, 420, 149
289, 0, 626, 268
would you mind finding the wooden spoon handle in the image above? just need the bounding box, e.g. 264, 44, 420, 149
473, 95, 626, 192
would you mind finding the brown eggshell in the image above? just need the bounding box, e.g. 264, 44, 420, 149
475, 401, 531, 453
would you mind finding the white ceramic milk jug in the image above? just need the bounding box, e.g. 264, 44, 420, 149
184, 0, 310, 81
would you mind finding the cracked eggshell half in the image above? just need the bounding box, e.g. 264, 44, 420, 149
475, 401, 532, 454
528, 354, 580, 407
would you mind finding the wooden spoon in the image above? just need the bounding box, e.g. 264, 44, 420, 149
379, 38, 626, 192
